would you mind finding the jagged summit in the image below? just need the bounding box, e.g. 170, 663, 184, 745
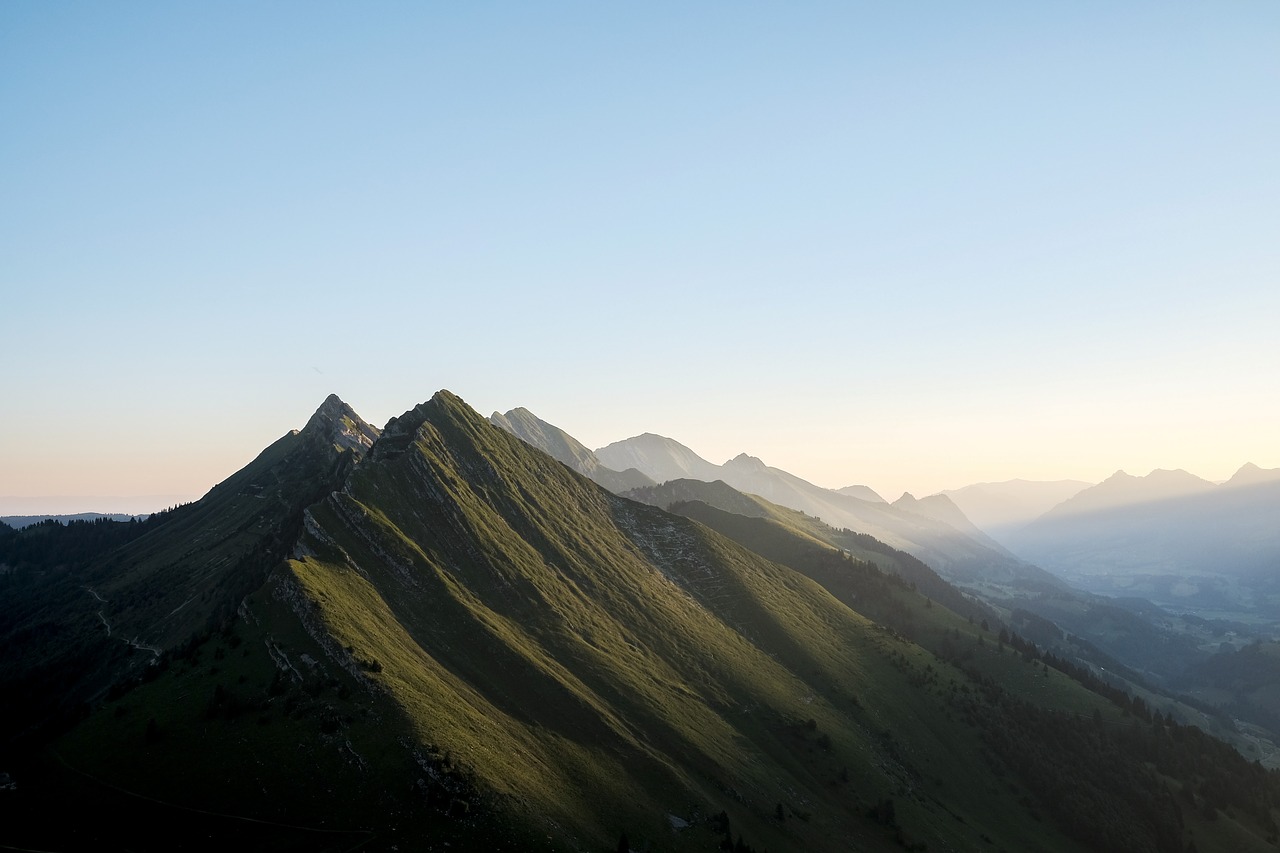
300, 393, 380, 454
723, 452, 767, 471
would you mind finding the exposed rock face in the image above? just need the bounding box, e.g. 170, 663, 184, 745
302, 393, 381, 455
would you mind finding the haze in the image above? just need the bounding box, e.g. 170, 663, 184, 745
3, 2, 1277, 514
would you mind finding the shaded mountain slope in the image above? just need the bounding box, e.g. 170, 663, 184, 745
0, 394, 378, 753
619, 479, 1269, 748
5, 393, 1279, 852
247, 393, 1280, 851
626, 479, 989, 624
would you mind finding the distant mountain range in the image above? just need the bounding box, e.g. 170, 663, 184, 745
1005, 465, 1280, 617
0, 513, 145, 529
499, 410, 1280, 686
0, 495, 198, 516
940, 478, 1093, 540
595, 429, 1060, 592
488, 407, 655, 492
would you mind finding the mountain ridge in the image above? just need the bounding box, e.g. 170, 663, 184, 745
600, 431, 1055, 592
4, 391, 1278, 852
488, 407, 655, 493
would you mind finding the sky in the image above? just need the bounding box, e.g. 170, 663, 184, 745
3, 2, 1278, 513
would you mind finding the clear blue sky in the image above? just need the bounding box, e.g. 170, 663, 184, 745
3, 1, 1278, 512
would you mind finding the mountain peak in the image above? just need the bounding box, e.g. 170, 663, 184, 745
1043, 466, 1215, 519
595, 433, 720, 484
1227, 462, 1280, 488
835, 484, 886, 503
301, 394, 380, 454
724, 452, 767, 471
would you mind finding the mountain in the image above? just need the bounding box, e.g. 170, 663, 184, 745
892, 492, 995, 544
835, 484, 885, 502
626, 479, 1230, 696
627, 478, 994, 627
1225, 462, 1280, 489
940, 478, 1092, 540
595, 432, 724, 483
4, 393, 1279, 852
602, 435, 1058, 593
489, 407, 654, 492
1037, 469, 1217, 519
1005, 465, 1280, 620
0, 393, 378, 748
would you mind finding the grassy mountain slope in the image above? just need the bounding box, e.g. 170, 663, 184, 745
0, 394, 377, 757
286, 392, 1042, 850
6, 392, 1279, 852
628, 478, 997, 620
660, 496, 1280, 846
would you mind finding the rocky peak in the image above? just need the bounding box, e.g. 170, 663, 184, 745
301, 394, 381, 455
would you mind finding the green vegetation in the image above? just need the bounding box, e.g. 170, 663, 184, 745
4, 391, 1279, 852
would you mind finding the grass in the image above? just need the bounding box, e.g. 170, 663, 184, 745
19, 390, 1280, 853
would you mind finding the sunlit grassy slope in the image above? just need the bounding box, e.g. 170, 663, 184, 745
274, 391, 1083, 851
27, 392, 1280, 853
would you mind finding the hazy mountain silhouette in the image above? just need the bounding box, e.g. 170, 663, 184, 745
595, 432, 724, 483
892, 492, 1005, 549
489, 407, 654, 492
601, 434, 1056, 591
1006, 465, 1280, 618
940, 478, 1092, 541
0, 513, 142, 529
835, 484, 886, 502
